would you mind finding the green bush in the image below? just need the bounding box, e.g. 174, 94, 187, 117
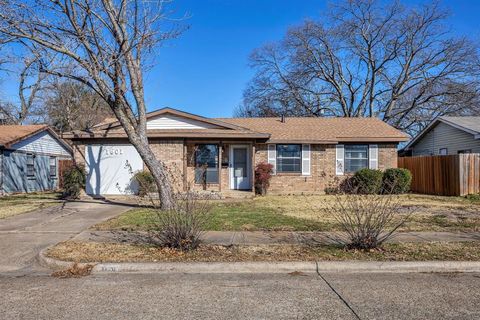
382, 168, 412, 194
62, 166, 86, 199
133, 170, 156, 197
465, 193, 480, 202
353, 168, 383, 194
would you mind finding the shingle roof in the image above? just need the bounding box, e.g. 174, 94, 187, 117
65, 107, 408, 143
440, 116, 480, 134
0, 125, 48, 147
216, 117, 409, 143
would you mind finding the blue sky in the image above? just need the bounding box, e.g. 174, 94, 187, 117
1, 0, 479, 118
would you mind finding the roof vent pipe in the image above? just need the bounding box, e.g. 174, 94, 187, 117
281, 114, 285, 123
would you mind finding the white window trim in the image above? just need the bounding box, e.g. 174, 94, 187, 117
336, 145, 345, 176
302, 144, 311, 176
267, 144, 276, 175
369, 144, 378, 170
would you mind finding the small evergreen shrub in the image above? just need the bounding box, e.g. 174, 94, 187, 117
132, 170, 156, 197
62, 165, 85, 199
382, 168, 412, 194
353, 168, 383, 194
254, 162, 274, 195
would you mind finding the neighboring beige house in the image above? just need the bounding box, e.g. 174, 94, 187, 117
403, 116, 480, 156
63, 108, 408, 196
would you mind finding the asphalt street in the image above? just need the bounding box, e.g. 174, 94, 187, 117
0, 271, 479, 319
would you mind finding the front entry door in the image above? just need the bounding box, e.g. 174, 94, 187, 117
230, 145, 251, 190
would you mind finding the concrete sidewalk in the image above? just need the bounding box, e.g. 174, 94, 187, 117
75, 230, 480, 245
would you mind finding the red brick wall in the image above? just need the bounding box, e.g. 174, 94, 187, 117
254, 143, 398, 194
71, 139, 398, 195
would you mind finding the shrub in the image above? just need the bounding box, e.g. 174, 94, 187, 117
254, 162, 274, 195
132, 170, 156, 197
326, 189, 413, 250
466, 193, 480, 202
324, 187, 339, 195
152, 191, 212, 251
382, 168, 412, 194
353, 168, 383, 194
62, 165, 85, 199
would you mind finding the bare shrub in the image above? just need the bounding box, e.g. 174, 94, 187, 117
128, 156, 214, 251
152, 191, 212, 251
325, 180, 413, 250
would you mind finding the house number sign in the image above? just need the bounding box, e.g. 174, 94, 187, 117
104, 147, 124, 156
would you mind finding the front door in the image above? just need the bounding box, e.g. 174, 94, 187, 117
230, 145, 251, 190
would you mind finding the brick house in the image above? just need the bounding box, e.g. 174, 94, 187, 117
63, 108, 408, 196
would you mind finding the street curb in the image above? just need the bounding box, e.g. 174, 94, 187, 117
38, 248, 480, 274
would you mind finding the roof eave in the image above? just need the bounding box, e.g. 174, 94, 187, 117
337, 137, 409, 143
3, 125, 48, 148
64, 132, 270, 139
267, 139, 338, 144
93, 108, 254, 132
405, 117, 480, 150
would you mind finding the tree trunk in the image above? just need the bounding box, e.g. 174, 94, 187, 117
127, 134, 174, 210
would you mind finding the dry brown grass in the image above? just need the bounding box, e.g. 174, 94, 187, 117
48, 240, 480, 263
93, 193, 480, 233
51, 263, 95, 278
0, 192, 63, 219
254, 194, 480, 232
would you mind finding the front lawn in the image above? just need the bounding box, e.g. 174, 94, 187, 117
48, 241, 480, 263
0, 192, 63, 219
94, 202, 328, 232
93, 194, 480, 233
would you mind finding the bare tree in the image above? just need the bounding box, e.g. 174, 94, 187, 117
0, 55, 47, 124
0, 0, 185, 209
45, 80, 113, 133
238, 0, 480, 136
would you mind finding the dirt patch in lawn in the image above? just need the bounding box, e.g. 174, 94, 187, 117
47, 241, 480, 263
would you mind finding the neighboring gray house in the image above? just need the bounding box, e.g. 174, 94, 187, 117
404, 116, 480, 156
0, 125, 72, 194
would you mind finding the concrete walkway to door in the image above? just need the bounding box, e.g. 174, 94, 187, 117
0, 200, 132, 275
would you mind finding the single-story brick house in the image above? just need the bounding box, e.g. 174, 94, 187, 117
0, 125, 72, 195
63, 108, 408, 196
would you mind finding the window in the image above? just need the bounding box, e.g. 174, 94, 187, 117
49, 157, 57, 177
276, 144, 301, 173
439, 148, 448, 155
26, 154, 35, 177
458, 149, 472, 154
344, 145, 368, 173
195, 144, 219, 184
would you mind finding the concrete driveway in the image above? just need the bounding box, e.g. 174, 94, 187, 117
0, 200, 131, 275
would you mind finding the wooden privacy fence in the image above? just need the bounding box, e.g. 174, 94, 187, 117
398, 154, 480, 196
58, 159, 74, 189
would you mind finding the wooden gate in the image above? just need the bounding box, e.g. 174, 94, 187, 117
58, 159, 74, 189
398, 154, 480, 196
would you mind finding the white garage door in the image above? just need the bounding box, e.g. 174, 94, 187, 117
85, 145, 143, 195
